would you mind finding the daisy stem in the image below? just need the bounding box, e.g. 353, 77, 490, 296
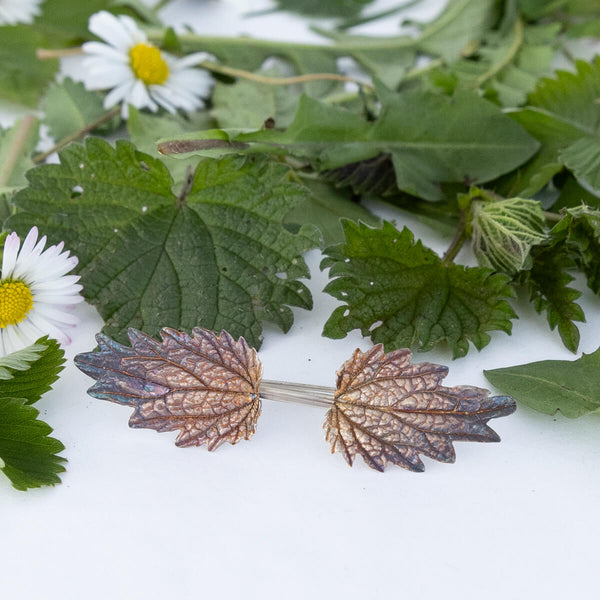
32, 106, 121, 164
0, 114, 36, 188
198, 60, 374, 90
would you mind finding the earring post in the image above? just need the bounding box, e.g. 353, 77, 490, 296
260, 380, 335, 408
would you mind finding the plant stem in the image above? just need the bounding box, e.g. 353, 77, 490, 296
198, 60, 373, 89
543, 210, 562, 222
0, 114, 36, 188
32, 106, 120, 164
475, 17, 524, 88
442, 210, 468, 264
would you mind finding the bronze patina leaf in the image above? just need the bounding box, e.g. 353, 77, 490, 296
325, 345, 516, 472
75, 328, 262, 449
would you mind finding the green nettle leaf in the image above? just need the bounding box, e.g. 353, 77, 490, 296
0, 398, 66, 491
159, 89, 539, 201
552, 206, 600, 294
469, 195, 548, 273
505, 58, 600, 194
284, 178, 380, 246
0, 26, 58, 106
519, 245, 585, 353
560, 135, 600, 190
0, 117, 40, 189
321, 220, 517, 358
0, 338, 66, 491
41, 78, 109, 142
484, 347, 600, 417
0, 337, 65, 404
9, 140, 320, 347
501, 107, 583, 197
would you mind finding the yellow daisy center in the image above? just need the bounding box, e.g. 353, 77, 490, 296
129, 42, 169, 85
0, 280, 34, 328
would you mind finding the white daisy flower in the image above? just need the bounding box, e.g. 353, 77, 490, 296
0, 227, 83, 356
80, 11, 214, 118
0, 0, 43, 25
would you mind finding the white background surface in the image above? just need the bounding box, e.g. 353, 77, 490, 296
1, 1, 600, 598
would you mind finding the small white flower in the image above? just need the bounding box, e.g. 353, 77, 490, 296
0, 0, 42, 25
80, 11, 214, 118
0, 227, 83, 356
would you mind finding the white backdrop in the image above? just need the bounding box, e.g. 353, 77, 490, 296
1, 1, 599, 599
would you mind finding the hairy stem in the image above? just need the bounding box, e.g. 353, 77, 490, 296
33, 106, 120, 164
442, 210, 468, 263
543, 210, 563, 222
0, 114, 36, 188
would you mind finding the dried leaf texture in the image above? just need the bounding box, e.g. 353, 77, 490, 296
75, 328, 262, 450
325, 345, 515, 472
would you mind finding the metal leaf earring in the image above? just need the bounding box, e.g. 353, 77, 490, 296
75, 327, 516, 472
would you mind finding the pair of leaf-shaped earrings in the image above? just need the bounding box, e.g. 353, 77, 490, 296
75, 327, 516, 472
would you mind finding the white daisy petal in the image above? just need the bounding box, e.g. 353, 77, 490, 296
88, 11, 137, 52
171, 52, 213, 69
104, 79, 137, 110
82, 42, 130, 64
0, 0, 42, 25
0, 227, 82, 356
1, 232, 21, 278
129, 79, 157, 111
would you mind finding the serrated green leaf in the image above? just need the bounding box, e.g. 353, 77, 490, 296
498, 58, 600, 196
284, 178, 380, 246
160, 90, 539, 201
560, 135, 600, 190
0, 339, 48, 380
321, 220, 517, 358
528, 58, 600, 133
0, 398, 65, 491
552, 205, 600, 294
0, 25, 58, 106
8, 140, 319, 348
519, 245, 585, 352
500, 107, 583, 197
0, 117, 39, 188
469, 194, 547, 273
0, 337, 65, 404
484, 347, 600, 417
41, 78, 108, 142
